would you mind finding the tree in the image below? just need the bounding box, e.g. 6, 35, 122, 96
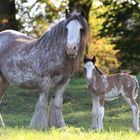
68, 0, 92, 22
87, 2, 120, 74
15, 0, 68, 37
99, 0, 140, 74
0, 0, 19, 31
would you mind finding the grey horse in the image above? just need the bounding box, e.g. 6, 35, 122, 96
0, 9, 89, 129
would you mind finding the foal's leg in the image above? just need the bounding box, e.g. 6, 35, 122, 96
0, 74, 9, 126
97, 94, 105, 131
89, 94, 99, 131
123, 96, 139, 131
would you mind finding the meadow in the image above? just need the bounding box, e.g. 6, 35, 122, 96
0, 77, 140, 140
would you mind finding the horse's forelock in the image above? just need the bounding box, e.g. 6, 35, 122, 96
65, 14, 89, 36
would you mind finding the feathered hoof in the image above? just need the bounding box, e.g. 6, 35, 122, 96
131, 127, 139, 132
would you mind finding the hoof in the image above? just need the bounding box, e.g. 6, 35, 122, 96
131, 127, 139, 132
88, 127, 98, 132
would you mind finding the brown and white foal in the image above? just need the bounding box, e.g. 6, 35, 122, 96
84, 56, 139, 131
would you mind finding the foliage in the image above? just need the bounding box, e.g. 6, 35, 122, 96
68, 0, 92, 21
86, 2, 120, 74
15, 0, 68, 37
98, 0, 140, 74
0, 0, 19, 31
0, 77, 140, 139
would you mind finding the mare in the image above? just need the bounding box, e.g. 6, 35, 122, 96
0, 9, 89, 129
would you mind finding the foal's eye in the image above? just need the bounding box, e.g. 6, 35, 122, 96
84, 68, 86, 72
80, 28, 84, 37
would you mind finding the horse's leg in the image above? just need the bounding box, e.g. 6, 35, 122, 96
49, 80, 69, 128
0, 74, 10, 126
30, 78, 51, 129
123, 95, 139, 131
89, 94, 98, 131
97, 94, 105, 131
30, 92, 49, 129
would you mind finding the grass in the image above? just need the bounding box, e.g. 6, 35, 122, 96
0, 76, 140, 139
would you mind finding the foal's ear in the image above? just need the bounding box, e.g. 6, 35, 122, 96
65, 9, 71, 19
84, 55, 87, 63
80, 9, 85, 18
92, 56, 96, 63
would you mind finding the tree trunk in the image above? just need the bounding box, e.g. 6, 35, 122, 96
0, 0, 18, 31
68, 0, 92, 22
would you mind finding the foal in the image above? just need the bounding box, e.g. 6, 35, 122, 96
84, 56, 139, 131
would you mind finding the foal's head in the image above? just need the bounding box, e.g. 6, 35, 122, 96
84, 56, 96, 80
84, 56, 104, 80
65, 9, 89, 57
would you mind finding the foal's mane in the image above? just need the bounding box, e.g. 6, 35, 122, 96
95, 66, 104, 75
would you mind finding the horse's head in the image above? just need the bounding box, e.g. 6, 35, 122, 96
84, 56, 96, 80
65, 9, 89, 57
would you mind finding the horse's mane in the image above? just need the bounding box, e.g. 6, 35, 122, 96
35, 20, 66, 50
34, 12, 89, 56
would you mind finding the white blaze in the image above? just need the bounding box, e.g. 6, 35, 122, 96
84, 61, 95, 80
66, 20, 82, 47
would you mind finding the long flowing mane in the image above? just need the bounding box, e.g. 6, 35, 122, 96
35, 20, 66, 50
34, 12, 89, 57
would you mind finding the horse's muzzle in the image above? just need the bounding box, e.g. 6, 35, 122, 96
66, 45, 78, 57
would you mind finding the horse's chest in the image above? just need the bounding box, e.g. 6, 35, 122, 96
50, 64, 74, 86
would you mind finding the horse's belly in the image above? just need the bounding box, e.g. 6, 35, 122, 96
3, 70, 38, 89
105, 88, 120, 101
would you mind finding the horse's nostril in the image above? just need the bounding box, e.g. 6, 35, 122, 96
73, 46, 76, 50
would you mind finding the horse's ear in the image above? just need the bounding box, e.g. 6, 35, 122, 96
84, 55, 87, 63
80, 9, 85, 18
65, 9, 71, 19
92, 56, 96, 63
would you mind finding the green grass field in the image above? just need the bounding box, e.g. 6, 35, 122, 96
0, 77, 140, 140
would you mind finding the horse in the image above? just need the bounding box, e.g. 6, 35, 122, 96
0, 9, 89, 129
84, 56, 139, 131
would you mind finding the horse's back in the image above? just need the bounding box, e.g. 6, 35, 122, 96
0, 30, 35, 58
0, 29, 33, 40
118, 73, 138, 98
0, 29, 34, 49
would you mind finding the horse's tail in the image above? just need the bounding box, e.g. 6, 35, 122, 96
133, 76, 139, 98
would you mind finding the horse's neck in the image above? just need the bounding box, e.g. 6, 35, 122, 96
93, 70, 104, 83
89, 70, 107, 92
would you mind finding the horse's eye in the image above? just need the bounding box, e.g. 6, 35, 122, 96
80, 28, 84, 37
80, 28, 83, 33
